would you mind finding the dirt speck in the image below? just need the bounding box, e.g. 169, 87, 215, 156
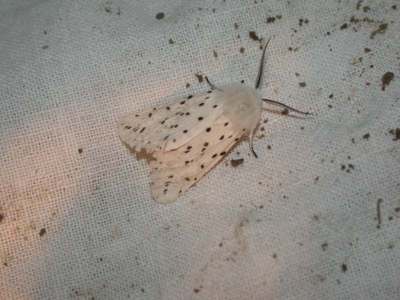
168, 38, 174, 44
78, 148, 83, 154
249, 31, 261, 41
193, 286, 203, 293
0, 213, 4, 223
376, 198, 383, 229
230, 158, 244, 167
299, 18, 309, 26
370, 23, 388, 39
104, 5, 112, 13
272, 253, 278, 259
239, 47, 245, 54
362, 6, 370, 12
299, 82, 306, 87
195, 73, 203, 83
381, 71, 394, 91
42, 45, 49, 50
362, 133, 370, 140
281, 108, 289, 115
234, 22, 239, 29
341, 263, 348, 273
155, 12, 165, 20
213, 50, 218, 58
266, 16, 276, 23
39, 228, 46, 237
356, 0, 363, 10
185, 83, 190, 88
340, 23, 348, 30
321, 242, 328, 251
389, 128, 400, 141
364, 47, 371, 53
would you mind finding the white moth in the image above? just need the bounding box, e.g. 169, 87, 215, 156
118, 39, 309, 203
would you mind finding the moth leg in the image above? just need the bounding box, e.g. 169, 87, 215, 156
249, 133, 258, 158
204, 76, 222, 91
262, 98, 312, 116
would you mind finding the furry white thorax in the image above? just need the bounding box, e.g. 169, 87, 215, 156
218, 84, 262, 137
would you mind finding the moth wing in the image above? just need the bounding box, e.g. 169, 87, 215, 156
149, 116, 243, 203
162, 91, 224, 151
118, 91, 224, 154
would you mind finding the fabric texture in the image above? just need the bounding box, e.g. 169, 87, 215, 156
1, 0, 399, 299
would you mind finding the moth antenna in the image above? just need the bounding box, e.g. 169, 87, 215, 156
262, 98, 312, 115
255, 38, 271, 90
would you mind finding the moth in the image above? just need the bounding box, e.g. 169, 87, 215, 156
118, 39, 309, 203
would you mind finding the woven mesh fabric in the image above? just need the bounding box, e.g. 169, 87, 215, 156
1, 0, 399, 299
